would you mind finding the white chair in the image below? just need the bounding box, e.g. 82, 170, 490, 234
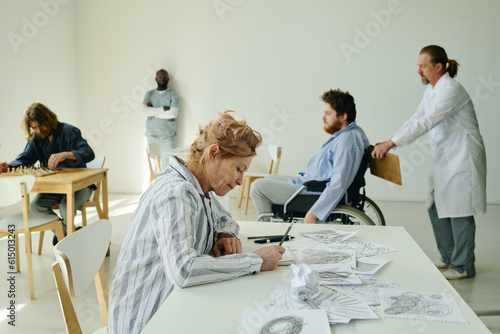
52, 219, 111, 334
0, 175, 64, 300
146, 142, 162, 185
79, 156, 106, 227
237, 144, 282, 215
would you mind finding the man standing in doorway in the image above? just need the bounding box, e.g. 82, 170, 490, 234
142, 69, 180, 169
372, 45, 487, 280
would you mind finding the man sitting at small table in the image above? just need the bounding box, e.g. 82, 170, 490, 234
0, 103, 95, 244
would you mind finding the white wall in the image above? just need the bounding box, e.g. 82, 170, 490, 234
1, 0, 499, 203
0, 0, 78, 159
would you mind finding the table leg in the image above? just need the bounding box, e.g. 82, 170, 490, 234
102, 171, 109, 219
67, 191, 75, 235
102, 171, 111, 257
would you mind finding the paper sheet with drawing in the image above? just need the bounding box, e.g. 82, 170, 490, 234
308, 264, 363, 286
379, 288, 467, 324
287, 239, 356, 268
328, 274, 408, 306
262, 285, 378, 324
328, 237, 397, 257
242, 308, 330, 334
300, 229, 357, 244
353, 257, 390, 275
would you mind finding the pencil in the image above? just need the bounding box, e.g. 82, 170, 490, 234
278, 221, 296, 246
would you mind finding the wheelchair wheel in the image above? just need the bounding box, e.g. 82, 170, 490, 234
328, 205, 376, 226
363, 196, 386, 226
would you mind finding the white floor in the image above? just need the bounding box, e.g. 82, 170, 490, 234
0, 194, 499, 333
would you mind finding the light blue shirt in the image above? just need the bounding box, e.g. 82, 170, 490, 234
143, 88, 180, 138
289, 122, 369, 220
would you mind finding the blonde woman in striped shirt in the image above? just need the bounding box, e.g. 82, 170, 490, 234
108, 111, 285, 333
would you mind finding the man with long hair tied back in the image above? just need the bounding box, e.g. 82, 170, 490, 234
372, 45, 487, 281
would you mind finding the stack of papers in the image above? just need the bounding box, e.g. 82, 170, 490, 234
242, 227, 467, 331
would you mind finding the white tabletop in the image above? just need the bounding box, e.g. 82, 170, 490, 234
141, 222, 489, 334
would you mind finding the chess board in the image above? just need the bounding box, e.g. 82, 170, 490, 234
4, 167, 60, 177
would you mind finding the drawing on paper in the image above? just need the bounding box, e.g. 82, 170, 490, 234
329, 274, 407, 306
258, 315, 305, 334
242, 308, 331, 334
353, 257, 390, 275
318, 270, 350, 280
355, 260, 378, 272
301, 249, 352, 265
300, 229, 356, 244
310, 287, 378, 322
379, 288, 468, 324
262, 286, 378, 324
384, 292, 452, 317
331, 237, 396, 257
308, 264, 362, 285
287, 239, 356, 268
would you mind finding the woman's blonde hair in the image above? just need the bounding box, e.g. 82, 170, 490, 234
185, 110, 262, 170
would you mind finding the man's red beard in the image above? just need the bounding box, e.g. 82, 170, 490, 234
323, 122, 340, 135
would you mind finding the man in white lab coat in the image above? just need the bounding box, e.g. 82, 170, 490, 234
372, 45, 487, 280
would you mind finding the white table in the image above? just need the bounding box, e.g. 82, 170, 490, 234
141, 222, 490, 334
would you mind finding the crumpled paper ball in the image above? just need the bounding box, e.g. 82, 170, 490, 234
289, 264, 319, 300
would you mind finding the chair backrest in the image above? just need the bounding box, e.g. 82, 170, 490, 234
0, 175, 36, 206
147, 142, 162, 171
267, 144, 282, 174
87, 156, 105, 169
53, 219, 112, 297
346, 147, 371, 203
52, 219, 112, 333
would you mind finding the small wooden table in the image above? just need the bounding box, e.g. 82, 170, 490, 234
2, 168, 109, 235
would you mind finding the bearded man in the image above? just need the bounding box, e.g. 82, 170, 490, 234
0, 102, 95, 244
371, 45, 487, 280
251, 89, 370, 224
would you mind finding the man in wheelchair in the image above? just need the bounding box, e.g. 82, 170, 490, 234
251, 88, 370, 224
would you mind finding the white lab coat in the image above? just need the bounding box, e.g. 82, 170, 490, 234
391, 73, 487, 218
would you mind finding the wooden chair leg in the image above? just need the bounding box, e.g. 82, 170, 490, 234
15, 234, 20, 273
95, 203, 104, 219
106, 243, 110, 257
25, 232, 35, 300
38, 231, 44, 255
244, 179, 253, 215
238, 178, 246, 208
55, 222, 65, 243
52, 262, 82, 334
27, 232, 33, 254
95, 266, 109, 327
81, 208, 88, 227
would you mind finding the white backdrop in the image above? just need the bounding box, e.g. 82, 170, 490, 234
1, 0, 499, 203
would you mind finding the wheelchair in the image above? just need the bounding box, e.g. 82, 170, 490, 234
257, 148, 385, 226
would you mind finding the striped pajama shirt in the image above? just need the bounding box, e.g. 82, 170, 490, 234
108, 157, 262, 334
